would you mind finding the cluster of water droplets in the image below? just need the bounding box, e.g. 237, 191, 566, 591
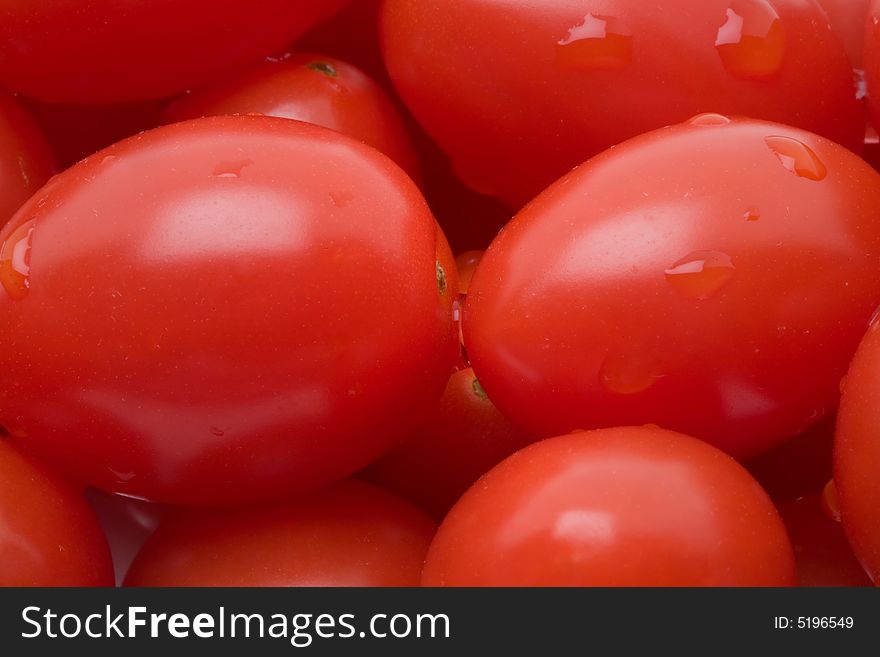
556, 0, 785, 79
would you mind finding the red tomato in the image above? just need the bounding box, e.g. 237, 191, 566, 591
746, 413, 836, 500
0, 116, 457, 506
422, 426, 796, 586
363, 367, 533, 518
162, 53, 421, 182
125, 479, 435, 586
0, 1, 350, 104
382, 0, 863, 208
776, 494, 872, 587
0, 439, 114, 586
85, 489, 165, 585
834, 319, 880, 583
464, 116, 880, 460
818, 0, 870, 67
0, 92, 55, 227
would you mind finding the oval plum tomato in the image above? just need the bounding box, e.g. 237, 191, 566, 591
163, 53, 420, 182
382, 0, 862, 208
362, 367, 533, 518
125, 479, 435, 586
422, 426, 796, 586
0, 0, 350, 104
0, 116, 458, 506
464, 116, 880, 460
834, 319, 880, 582
0, 92, 55, 228
0, 439, 113, 586
776, 494, 871, 587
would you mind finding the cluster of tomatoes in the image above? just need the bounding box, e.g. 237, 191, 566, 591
1, 0, 879, 588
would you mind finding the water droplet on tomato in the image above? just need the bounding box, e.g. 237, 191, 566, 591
821, 479, 841, 522
329, 191, 354, 208
212, 159, 254, 178
599, 353, 664, 395
869, 305, 880, 330
744, 207, 760, 222
452, 294, 463, 323
715, 0, 785, 80
101, 155, 118, 165
0, 218, 36, 300
664, 250, 736, 300
688, 113, 731, 127
557, 14, 633, 71
108, 467, 136, 484
764, 136, 826, 181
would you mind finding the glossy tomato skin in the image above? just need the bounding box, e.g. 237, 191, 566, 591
382, 0, 862, 208
163, 53, 420, 182
0, 1, 350, 104
818, 0, 870, 67
834, 320, 880, 582
125, 479, 435, 586
777, 494, 871, 587
363, 367, 533, 518
0, 92, 55, 227
454, 251, 483, 295
464, 117, 880, 460
0, 440, 114, 586
422, 426, 796, 586
0, 116, 458, 506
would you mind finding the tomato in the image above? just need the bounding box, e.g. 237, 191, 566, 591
464, 116, 880, 460
422, 426, 796, 586
834, 319, 880, 583
85, 489, 164, 585
382, 0, 863, 208
746, 413, 836, 500
0, 1, 350, 104
776, 494, 872, 587
0, 116, 458, 505
125, 479, 435, 586
0, 439, 114, 586
818, 0, 870, 67
163, 53, 420, 182
0, 92, 55, 227
363, 367, 533, 518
